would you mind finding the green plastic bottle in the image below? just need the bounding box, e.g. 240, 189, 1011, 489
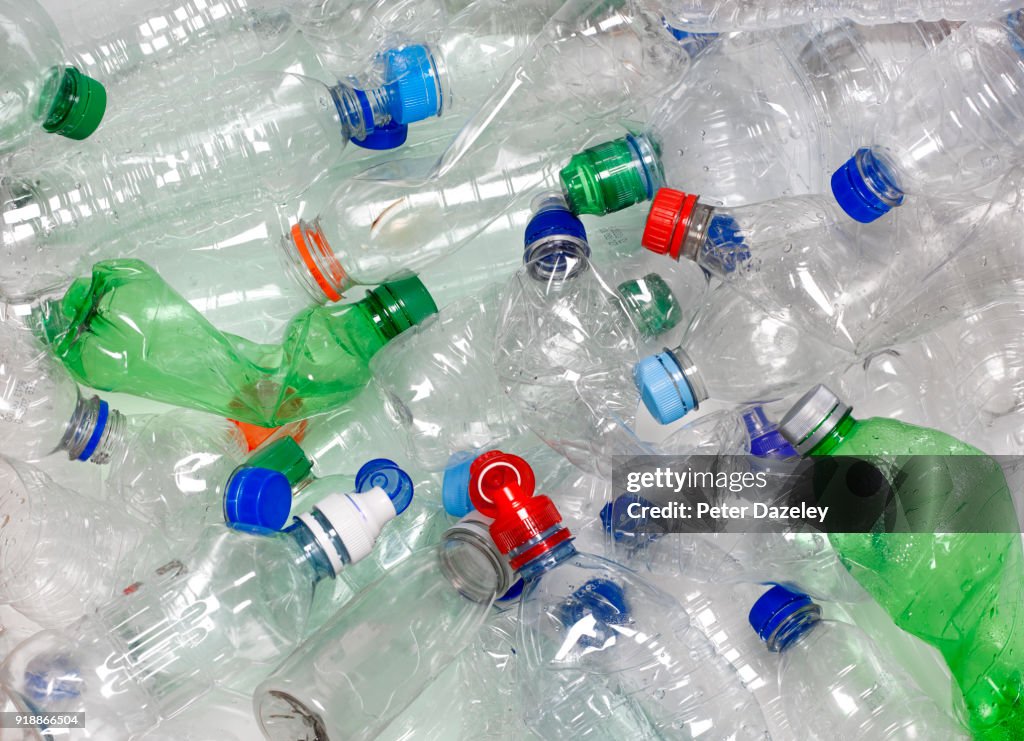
39, 260, 437, 426
780, 384, 1023, 739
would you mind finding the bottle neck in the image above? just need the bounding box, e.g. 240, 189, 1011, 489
765, 603, 822, 652
279, 219, 353, 304
330, 82, 393, 142
681, 201, 716, 264
285, 513, 348, 584
667, 345, 710, 408
59, 394, 127, 464
805, 411, 857, 457
514, 528, 578, 581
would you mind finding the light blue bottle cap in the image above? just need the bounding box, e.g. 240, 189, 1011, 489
830, 148, 904, 223
223, 467, 293, 531
442, 450, 476, 517
355, 457, 414, 515
749, 584, 817, 644
634, 350, 696, 424
384, 44, 440, 124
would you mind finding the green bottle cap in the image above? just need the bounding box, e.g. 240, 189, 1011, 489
560, 134, 664, 216
244, 435, 312, 487
616, 273, 681, 338
42, 67, 107, 140
368, 274, 439, 339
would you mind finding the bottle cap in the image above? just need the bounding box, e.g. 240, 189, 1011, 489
351, 119, 409, 150
599, 493, 661, 546
223, 467, 293, 530
642, 187, 700, 259
384, 44, 441, 124
523, 193, 591, 280
355, 457, 414, 515
231, 420, 282, 451
439, 509, 516, 603
779, 384, 851, 456
830, 148, 904, 223
662, 18, 720, 54
42, 67, 106, 140
556, 578, 631, 648
616, 273, 681, 338
560, 134, 663, 216
245, 435, 313, 486
749, 584, 820, 647
468, 450, 572, 571
368, 274, 439, 339
300, 472, 410, 570
442, 450, 477, 517
743, 406, 798, 459
633, 350, 697, 424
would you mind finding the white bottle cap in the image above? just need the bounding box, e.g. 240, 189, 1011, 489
297, 486, 397, 574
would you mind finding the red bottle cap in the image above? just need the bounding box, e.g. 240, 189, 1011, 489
642, 187, 700, 260
468, 451, 571, 570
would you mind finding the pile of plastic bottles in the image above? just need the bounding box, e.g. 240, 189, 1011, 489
3, 0, 1024, 738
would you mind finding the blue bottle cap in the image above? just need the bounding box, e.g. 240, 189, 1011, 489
633, 351, 696, 424
830, 148, 904, 224
661, 17, 720, 54
442, 450, 476, 517
748, 584, 816, 643
384, 44, 440, 124
742, 406, 798, 459
497, 577, 525, 602
355, 457, 414, 515
524, 203, 588, 248
223, 467, 293, 531
351, 120, 409, 150
25, 655, 82, 702
556, 578, 631, 649
599, 493, 662, 545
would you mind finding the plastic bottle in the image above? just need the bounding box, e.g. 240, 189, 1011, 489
495, 208, 710, 475
647, 20, 955, 205
37, 259, 438, 426
831, 16, 1024, 221
252, 509, 519, 740
303, 0, 699, 281
0, 467, 412, 739
638, 185, 945, 351
472, 452, 769, 738
633, 283, 850, 424
749, 585, 968, 739
661, 0, 1016, 32
0, 456, 168, 629
0, 0, 106, 151
0, 48, 456, 260
779, 383, 1024, 738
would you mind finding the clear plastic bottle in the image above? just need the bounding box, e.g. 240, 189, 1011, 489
831, 16, 1024, 221
296, 0, 698, 286
749, 584, 968, 739
0, 470, 412, 739
639, 185, 951, 351
469, 452, 770, 739
633, 283, 851, 424
662, 0, 1016, 32
0, 456, 167, 628
648, 20, 955, 204
253, 509, 518, 741
495, 239, 668, 476
0, 0, 106, 151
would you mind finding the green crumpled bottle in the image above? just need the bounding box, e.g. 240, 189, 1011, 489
39, 259, 437, 426
780, 384, 1023, 740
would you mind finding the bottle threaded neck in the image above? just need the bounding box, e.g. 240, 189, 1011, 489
766, 603, 821, 652
60, 394, 126, 464
279, 219, 353, 303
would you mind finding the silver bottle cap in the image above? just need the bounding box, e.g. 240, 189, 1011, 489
779, 384, 851, 455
